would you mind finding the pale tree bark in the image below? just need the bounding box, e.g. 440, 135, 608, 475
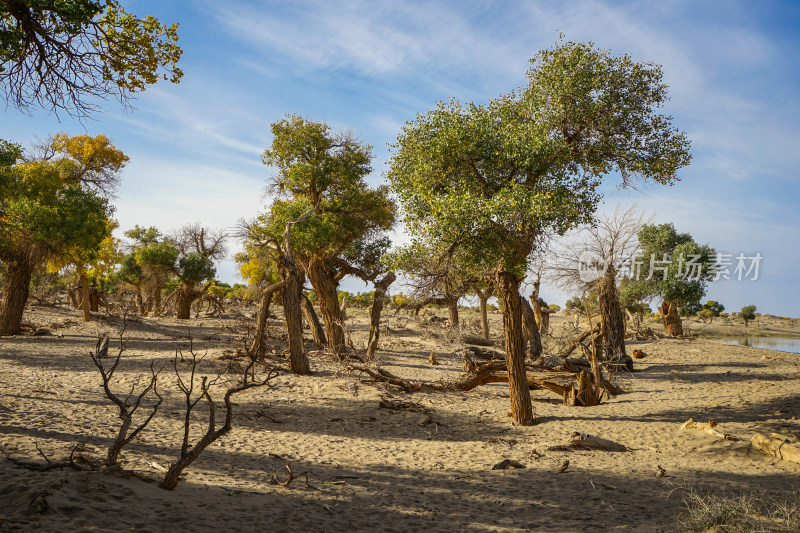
494, 270, 533, 426
366, 271, 396, 358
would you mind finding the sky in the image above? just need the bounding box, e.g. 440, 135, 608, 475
3, 0, 800, 316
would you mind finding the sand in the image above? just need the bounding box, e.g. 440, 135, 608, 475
1, 303, 799, 532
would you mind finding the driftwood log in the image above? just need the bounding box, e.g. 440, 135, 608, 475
751, 433, 800, 464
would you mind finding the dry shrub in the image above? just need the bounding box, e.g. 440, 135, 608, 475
677, 486, 800, 532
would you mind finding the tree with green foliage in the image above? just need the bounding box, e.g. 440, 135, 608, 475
1, 0, 182, 117
703, 300, 725, 317
621, 223, 715, 336
170, 224, 225, 319
0, 136, 116, 334
388, 40, 690, 424
258, 115, 396, 359
124, 226, 179, 315
697, 308, 713, 323
740, 305, 756, 327
386, 241, 474, 332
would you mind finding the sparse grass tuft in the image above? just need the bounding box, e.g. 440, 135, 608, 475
676, 486, 800, 532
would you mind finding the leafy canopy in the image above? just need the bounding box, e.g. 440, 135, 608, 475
0, 137, 114, 267
388, 40, 691, 278
621, 223, 716, 307
257, 115, 396, 275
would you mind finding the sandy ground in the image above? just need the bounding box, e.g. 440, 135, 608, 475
1, 303, 799, 532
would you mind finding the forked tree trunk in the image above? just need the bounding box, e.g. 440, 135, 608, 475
660, 301, 683, 336
305, 256, 346, 357
249, 280, 287, 358
520, 296, 542, 360
366, 272, 396, 358
475, 287, 493, 338
447, 297, 460, 331
494, 270, 533, 425
301, 294, 326, 345
0, 261, 34, 336
79, 270, 91, 322
598, 266, 627, 362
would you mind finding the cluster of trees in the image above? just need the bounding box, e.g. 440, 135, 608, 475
4, 16, 718, 426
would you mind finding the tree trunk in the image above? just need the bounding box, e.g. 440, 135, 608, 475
283, 263, 309, 374
89, 286, 101, 312
366, 271, 396, 358
494, 270, 533, 425
475, 287, 492, 338
520, 296, 542, 361
67, 285, 79, 308
659, 301, 683, 336
305, 256, 346, 357
249, 280, 286, 358
79, 270, 91, 322
533, 297, 543, 332
446, 297, 460, 331
598, 266, 627, 363
176, 281, 195, 319
135, 286, 145, 315
281, 206, 317, 374
0, 261, 34, 336
301, 293, 326, 344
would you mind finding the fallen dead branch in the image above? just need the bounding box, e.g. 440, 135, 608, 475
679, 418, 737, 441
751, 433, 800, 465
547, 432, 627, 452
348, 353, 621, 406
271, 461, 313, 487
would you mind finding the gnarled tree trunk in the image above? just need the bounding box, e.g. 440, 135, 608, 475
475, 287, 493, 338
301, 293, 326, 345
521, 296, 542, 361
494, 270, 533, 425
447, 296, 460, 332
598, 266, 627, 363
79, 270, 91, 322
281, 207, 316, 375
0, 260, 34, 336
366, 271, 396, 358
305, 256, 346, 357
176, 281, 195, 320
660, 301, 683, 336
249, 279, 287, 358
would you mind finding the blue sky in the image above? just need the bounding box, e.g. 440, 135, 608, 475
3, 0, 799, 316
